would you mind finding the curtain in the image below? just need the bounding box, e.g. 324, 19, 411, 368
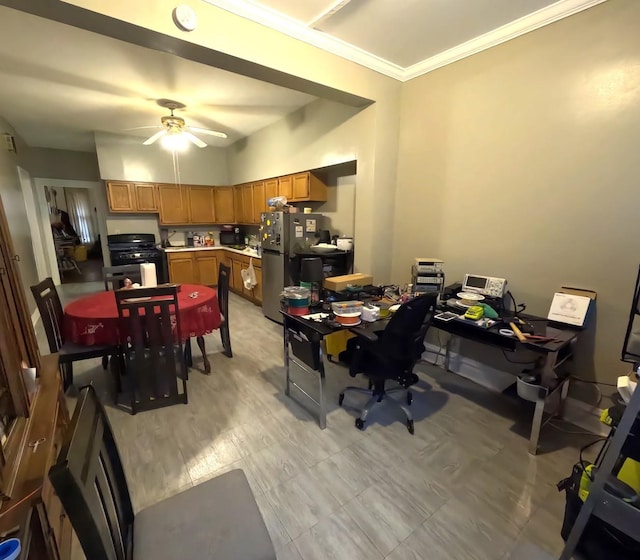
64, 188, 95, 244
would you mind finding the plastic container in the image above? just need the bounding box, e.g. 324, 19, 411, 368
0, 538, 21, 560
283, 286, 310, 316
516, 375, 548, 402
332, 301, 363, 325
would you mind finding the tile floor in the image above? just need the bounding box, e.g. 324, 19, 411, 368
45, 282, 595, 560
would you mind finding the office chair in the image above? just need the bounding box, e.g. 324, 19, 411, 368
338, 293, 438, 434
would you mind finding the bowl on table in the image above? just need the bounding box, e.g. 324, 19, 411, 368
310, 243, 338, 254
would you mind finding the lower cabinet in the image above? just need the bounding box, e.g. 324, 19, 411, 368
167, 250, 261, 304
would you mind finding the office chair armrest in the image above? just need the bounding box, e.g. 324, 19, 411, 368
348, 326, 379, 342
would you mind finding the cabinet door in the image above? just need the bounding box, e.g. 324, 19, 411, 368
292, 173, 310, 200
134, 183, 157, 212
233, 186, 244, 224
252, 181, 266, 224
195, 253, 219, 286
253, 265, 262, 303
278, 176, 293, 200
187, 186, 215, 224
168, 253, 195, 284
231, 259, 243, 292
158, 184, 189, 224
242, 184, 254, 224
265, 179, 278, 207
106, 182, 134, 212
214, 187, 235, 224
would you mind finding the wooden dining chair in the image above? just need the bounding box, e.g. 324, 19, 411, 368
218, 262, 233, 357
103, 264, 142, 291
114, 285, 187, 414
49, 385, 276, 560
30, 277, 114, 389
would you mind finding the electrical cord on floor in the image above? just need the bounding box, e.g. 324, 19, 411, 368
547, 379, 604, 435
571, 375, 618, 388
420, 331, 446, 366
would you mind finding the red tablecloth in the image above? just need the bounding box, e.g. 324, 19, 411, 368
64, 284, 222, 346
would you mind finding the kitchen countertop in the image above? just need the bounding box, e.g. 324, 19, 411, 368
162, 246, 261, 259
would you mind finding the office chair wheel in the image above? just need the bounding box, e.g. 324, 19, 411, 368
406, 391, 413, 405
406, 419, 414, 435
338, 393, 345, 406
355, 418, 365, 430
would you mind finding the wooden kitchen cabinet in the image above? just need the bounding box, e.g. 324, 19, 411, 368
134, 183, 158, 212
167, 252, 196, 284
214, 187, 235, 223
253, 263, 262, 303
231, 259, 243, 292
158, 184, 189, 224
265, 178, 278, 204
278, 175, 293, 200
233, 185, 245, 224
242, 184, 254, 224
106, 181, 135, 212
187, 186, 216, 224
291, 172, 327, 202
253, 181, 266, 224
194, 252, 219, 286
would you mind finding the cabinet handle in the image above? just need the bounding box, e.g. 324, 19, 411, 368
12, 254, 20, 262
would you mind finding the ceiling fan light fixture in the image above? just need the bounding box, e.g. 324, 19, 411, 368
161, 131, 189, 152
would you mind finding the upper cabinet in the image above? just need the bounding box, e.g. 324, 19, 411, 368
107, 181, 158, 213
278, 175, 293, 200
158, 184, 189, 224
265, 178, 278, 203
290, 172, 327, 202
187, 185, 215, 224
233, 185, 245, 224
253, 181, 267, 223
214, 187, 235, 224
242, 184, 254, 225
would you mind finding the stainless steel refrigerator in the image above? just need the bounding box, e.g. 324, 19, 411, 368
261, 211, 324, 322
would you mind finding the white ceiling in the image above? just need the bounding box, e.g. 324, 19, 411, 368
205, 0, 607, 78
0, 1, 604, 152
0, 7, 316, 152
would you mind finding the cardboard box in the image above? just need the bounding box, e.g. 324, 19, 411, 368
324, 273, 373, 292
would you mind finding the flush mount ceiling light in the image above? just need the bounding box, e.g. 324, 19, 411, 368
127, 100, 227, 150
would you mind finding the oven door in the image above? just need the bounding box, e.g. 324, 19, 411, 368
109, 254, 166, 284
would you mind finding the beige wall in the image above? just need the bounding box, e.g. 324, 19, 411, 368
0, 117, 41, 314
27, 147, 100, 181
393, 0, 640, 384
95, 132, 229, 185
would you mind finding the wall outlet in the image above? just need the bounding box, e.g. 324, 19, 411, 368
3, 133, 16, 153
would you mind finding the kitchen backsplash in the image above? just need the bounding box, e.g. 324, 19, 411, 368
162, 225, 259, 247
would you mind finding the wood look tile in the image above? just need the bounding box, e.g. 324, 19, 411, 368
255, 493, 292, 551
244, 441, 309, 495
276, 542, 304, 560
342, 478, 430, 556
293, 509, 383, 560
265, 468, 341, 540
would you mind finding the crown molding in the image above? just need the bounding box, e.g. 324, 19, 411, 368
403, 0, 608, 81
202, 0, 608, 83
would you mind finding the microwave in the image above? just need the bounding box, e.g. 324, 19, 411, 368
220, 227, 244, 246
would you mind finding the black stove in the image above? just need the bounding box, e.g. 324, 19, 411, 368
107, 233, 166, 283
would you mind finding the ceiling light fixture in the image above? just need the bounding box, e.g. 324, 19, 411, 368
161, 131, 189, 152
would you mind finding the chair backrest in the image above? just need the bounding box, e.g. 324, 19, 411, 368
218, 263, 230, 324
103, 265, 142, 291
378, 293, 438, 368
49, 385, 134, 560
114, 286, 187, 412
30, 277, 64, 353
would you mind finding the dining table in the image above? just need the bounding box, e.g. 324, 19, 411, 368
63, 284, 222, 373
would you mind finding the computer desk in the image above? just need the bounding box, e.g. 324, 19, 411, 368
432, 310, 579, 455
282, 307, 578, 455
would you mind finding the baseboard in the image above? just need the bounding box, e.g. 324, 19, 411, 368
423, 342, 608, 436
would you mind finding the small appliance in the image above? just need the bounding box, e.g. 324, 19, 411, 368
219, 225, 244, 246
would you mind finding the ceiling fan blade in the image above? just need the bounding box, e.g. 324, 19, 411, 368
124, 125, 164, 131
143, 130, 167, 145
183, 131, 207, 148
188, 126, 228, 139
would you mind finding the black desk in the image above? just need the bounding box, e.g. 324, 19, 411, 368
433, 310, 579, 454
282, 311, 389, 429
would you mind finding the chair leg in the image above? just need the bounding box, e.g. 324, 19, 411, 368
220, 322, 233, 358
61, 362, 73, 391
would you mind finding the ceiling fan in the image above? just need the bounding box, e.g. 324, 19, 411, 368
133, 100, 227, 149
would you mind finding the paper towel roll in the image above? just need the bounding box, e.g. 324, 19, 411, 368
140, 263, 157, 287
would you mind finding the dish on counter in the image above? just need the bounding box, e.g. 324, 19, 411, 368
310, 243, 338, 254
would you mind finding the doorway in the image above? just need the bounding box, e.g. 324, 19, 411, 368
33, 179, 109, 290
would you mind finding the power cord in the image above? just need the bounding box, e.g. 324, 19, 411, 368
501, 349, 536, 365
505, 290, 526, 316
